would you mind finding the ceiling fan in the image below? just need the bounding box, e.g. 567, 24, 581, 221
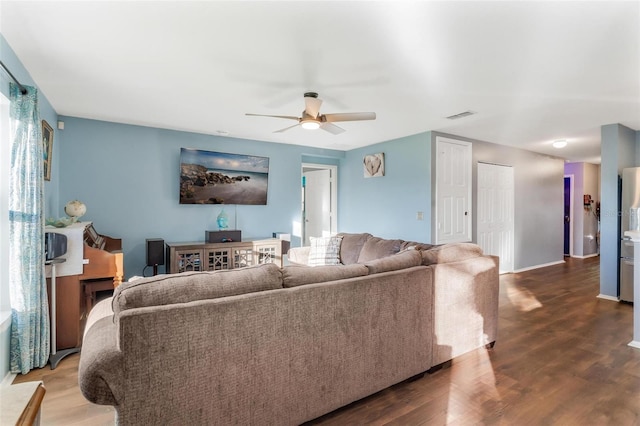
246, 92, 376, 135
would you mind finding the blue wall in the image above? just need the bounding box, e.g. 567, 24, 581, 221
57, 116, 347, 277
58, 117, 436, 277
339, 132, 432, 243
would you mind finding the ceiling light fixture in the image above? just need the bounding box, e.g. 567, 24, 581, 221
301, 120, 320, 130
552, 140, 567, 149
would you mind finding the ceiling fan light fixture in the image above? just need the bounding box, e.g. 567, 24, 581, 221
301, 120, 320, 130
553, 140, 567, 149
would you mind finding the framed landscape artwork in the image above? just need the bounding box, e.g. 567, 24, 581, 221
179, 148, 270, 205
42, 120, 53, 181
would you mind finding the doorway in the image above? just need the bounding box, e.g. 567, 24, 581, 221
302, 163, 337, 246
477, 162, 515, 273
564, 175, 574, 257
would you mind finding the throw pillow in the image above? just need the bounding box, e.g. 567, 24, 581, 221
307, 235, 344, 266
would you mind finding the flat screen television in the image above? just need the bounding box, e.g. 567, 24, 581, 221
179, 148, 269, 205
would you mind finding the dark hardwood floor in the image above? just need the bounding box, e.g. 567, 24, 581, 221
13, 256, 640, 425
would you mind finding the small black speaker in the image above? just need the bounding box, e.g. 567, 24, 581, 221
146, 238, 165, 266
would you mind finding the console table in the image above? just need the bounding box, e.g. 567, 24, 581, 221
166, 238, 286, 274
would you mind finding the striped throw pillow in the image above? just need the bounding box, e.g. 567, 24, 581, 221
307, 235, 343, 266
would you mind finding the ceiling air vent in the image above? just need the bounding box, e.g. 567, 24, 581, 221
446, 110, 476, 120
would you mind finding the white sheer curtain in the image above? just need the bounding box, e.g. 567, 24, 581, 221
9, 82, 49, 374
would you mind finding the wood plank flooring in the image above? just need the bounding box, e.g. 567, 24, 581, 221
13, 256, 640, 425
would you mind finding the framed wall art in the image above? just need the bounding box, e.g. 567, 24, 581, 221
42, 120, 53, 181
179, 148, 270, 205
363, 153, 385, 178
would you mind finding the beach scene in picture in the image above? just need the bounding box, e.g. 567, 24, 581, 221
180, 148, 269, 205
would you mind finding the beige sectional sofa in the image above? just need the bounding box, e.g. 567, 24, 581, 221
79, 233, 499, 425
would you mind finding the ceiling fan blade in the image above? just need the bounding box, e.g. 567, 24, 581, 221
304, 96, 323, 118
323, 112, 376, 122
246, 113, 300, 121
320, 122, 345, 135
274, 123, 301, 133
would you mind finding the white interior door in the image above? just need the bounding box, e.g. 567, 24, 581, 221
302, 165, 337, 246
435, 137, 472, 244
477, 162, 514, 273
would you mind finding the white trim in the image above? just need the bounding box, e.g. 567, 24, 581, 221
0, 372, 16, 387
597, 294, 619, 302
628, 341, 640, 350
571, 253, 599, 259
513, 260, 565, 273
0, 311, 10, 332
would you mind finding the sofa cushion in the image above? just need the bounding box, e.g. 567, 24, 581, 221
421, 242, 483, 265
112, 263, 282, 315
336, 233, 372, 265
281, 263, 369, 288
308, 235, 343, 266
357, 237, 403, 263
364, 249, 422, 274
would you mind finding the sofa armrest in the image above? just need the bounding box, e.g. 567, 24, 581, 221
78, 308, 124, 407
287, 246, 310, 265
429, 255, 499, 366
421, 242, 484, 265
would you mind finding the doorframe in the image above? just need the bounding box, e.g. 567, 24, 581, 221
301, 163, 338, 246
564, 174, 574, 257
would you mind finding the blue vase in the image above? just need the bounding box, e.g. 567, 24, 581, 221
217, 208, 229, 230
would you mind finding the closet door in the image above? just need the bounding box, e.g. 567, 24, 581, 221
434, 137, 472, 244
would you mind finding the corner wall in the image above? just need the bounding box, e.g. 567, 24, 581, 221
600, 123, 637, 298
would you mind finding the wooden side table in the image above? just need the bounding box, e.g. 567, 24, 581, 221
0, 381, 46, 425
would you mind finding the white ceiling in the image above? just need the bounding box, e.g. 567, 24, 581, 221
1, 1, 639, 164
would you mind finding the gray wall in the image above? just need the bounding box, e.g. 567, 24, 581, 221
431, 132, 565, 271
600, 124, 637, 298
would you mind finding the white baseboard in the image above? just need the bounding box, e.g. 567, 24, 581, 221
597, 294, 619, 302
1, 372, 16, 387
571, 253, 599, 259
513, 260, 565, 273
628, 341, 640, 350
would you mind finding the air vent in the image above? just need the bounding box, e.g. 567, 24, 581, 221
446, 111, 476, 120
